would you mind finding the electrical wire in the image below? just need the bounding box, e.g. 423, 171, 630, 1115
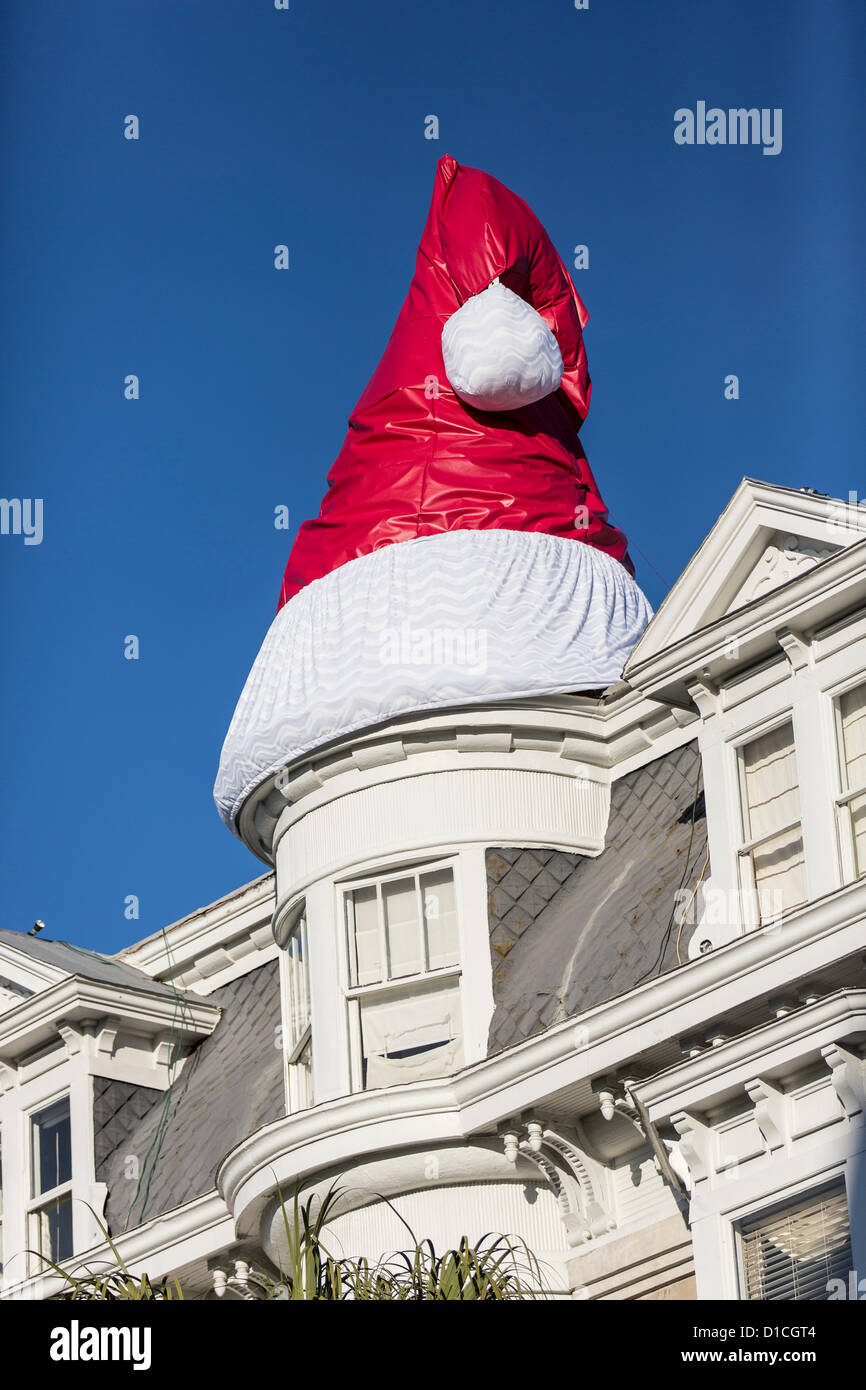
675, 843, 710, 965
634, 755, 704, 985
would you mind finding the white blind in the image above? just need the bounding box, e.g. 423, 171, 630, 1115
347, 867, 459, 986
742, 722, 806, 919
840, 683, 866, 876
740, 1182, 852, 1301
360, 979, 462, 1089
421, 868, 459, 970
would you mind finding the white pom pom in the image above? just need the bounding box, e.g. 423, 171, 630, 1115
441, 280, 563, 411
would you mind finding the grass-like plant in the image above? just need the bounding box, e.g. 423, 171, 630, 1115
31, 1188, 544, 1301
266, 1182, 544, 1300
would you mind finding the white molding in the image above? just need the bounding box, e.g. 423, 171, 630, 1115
273, 765, 609, 911
118, 874, 275, 989
236, 692, 698, 863
627, 479, 866, 672
636, 990, 866, 1120
0, 978, 219, 1064
627, 529, 866, 708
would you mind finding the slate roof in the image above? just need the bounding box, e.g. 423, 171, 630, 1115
0, 929, 178, 999
487, 740, 708, 1053
102, 959, 284, 1234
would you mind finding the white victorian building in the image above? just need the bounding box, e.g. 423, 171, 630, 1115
1, 478, 865, 1301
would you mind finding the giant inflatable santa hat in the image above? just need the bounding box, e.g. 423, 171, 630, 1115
215, 156, 651, 831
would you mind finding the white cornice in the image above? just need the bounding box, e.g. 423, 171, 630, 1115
0, 941, 68, 994
0, 977, 220, 1064
626, 533, 866, 707
237, 692, 698, 863
634, 989, 866, 1121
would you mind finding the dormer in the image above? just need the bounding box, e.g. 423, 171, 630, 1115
625, 479, 866, 951
0, 929, 219, 1290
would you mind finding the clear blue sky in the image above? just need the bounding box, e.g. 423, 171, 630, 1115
2, 0, 864, 954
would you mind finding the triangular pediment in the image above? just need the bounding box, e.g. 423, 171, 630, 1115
626, 479, 866, 673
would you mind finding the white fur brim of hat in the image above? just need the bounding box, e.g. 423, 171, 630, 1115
214, 529, 652, 831
441, 280, 564, 412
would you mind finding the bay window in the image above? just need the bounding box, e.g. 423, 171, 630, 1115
737, 720, 806, 926
343, 864, 462, 1089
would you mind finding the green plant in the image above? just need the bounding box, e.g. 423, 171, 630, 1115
31, 1187, 544, 1300
265, 1182, 544, 1301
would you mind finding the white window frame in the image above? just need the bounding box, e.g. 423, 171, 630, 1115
733, 715, 806, 930
26, 1092, 74, 1274
278, 905, 313, 1115
341, 858, 463, 1092
831, 678, 866, 884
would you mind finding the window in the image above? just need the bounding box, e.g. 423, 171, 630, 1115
29, 1097, 73, 1268
835, 683, 866, 880
739, 1182, 852, 1300
344, 864, 462, 1089
737, 721, 806, 925
284, 913, 312, 1112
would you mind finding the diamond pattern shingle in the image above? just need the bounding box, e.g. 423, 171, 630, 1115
102, 960, 284, 1234
486, 741, 708, 1053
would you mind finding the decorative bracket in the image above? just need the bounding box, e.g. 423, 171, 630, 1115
95, 1015, 122, 1058
745, 1077, 786, 1153
776, 626, 812, 674
687, 676, 720, 720
500, 1116, 614, 1247
669, 1111, 712, 1187
822, 1043, 866, 1117
56, 1020, 84, 1057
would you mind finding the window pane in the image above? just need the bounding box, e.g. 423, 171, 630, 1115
751, 827, 807, 920
349, 885, 381, 986
285, 914, 310, 1050
743, 722, 800, 839
849, 792, 866, 878
741, 1183, 852, 1300
840, 686, 866, 875
32, 1098, 71, 1197
421, 869, 459, 969
290, 1036, 313, 1112
33, 1194, 73, 1265
382, 877, 422, 979
840, 684, 866, 789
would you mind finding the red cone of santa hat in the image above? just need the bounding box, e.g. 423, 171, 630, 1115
279, 153, 631, 607
215, 156, 651, 831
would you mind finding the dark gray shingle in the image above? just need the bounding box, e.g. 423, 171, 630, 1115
0, 929, 177, 999
487, 741, 708, 1053
103, 959, 284, 1233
